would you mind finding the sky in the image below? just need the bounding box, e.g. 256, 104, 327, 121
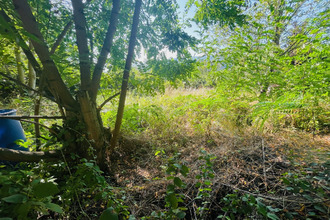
177, 0, 200, 38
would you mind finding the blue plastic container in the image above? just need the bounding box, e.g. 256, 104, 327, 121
0, 109, 27, 151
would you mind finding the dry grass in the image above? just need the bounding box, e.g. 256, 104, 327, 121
99, 87, 329, 218
113, 121, 329, 218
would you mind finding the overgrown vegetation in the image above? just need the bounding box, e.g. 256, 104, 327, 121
1, 0, 329, 219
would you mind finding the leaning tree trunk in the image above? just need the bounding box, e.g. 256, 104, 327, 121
110, 0, 142, 152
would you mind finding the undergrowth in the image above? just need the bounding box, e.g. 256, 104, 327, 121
1, 87, 329, 219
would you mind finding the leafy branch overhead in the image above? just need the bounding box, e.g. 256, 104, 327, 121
187, 0, 248, 28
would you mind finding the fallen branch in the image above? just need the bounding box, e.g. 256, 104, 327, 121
0, 115, 64, 120
0, 148, 62, 162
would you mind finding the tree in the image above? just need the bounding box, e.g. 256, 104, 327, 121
0, 0, 195, 171
193, 0, 329, 130
194, 0, 328, 92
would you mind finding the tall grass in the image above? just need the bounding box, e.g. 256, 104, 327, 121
100, 87, 257, 147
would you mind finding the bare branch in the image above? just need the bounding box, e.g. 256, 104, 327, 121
98, 92, 120, 111
0, 10, 42, 75
0, 71, 56, 103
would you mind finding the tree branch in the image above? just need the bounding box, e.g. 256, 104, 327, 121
0, 115, 64, 119
0, 148, 62, 162
50, 20, 73, 55
0, 9, 42, 76
0, 71, 56, 103
12, 0, 78, 111
98, 92, 120, 111
90, 0, 121, 101
71, 0, 92, 90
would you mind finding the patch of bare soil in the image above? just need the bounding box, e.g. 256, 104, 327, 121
113, 131, 329, 219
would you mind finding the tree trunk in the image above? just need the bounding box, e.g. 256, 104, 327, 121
77, 91, 109, 170
14, 44, 25, 84
110, 0, 142, 152
28, 41, 36, 96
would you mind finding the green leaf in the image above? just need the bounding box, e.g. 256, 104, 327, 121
167, 193, 178, 209
99, 207, 119, 220
267, 206, 281, 212
257, 203, 267, 216
176, 211, 186, 219
44, 202, 63, 213
32, 182, 59, 198
174, 163, 182, 169
167, 184, 175, 192
204, 180, 212, 185
267, 213, 279, 220
174, 177, 183, 187
180, 165, 189, 176
84, 162, 94, 167
2, 194, 27, 203
0, 218, 13, 220
155, 150, 161, 156
314, 205, 327, 213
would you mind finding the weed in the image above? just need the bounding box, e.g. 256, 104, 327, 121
281, 161, 329, 219
0, 165, 62, 219
147, 152, 189, 219
194, 149, 216, 219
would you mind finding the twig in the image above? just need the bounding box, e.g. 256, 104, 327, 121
0, 71, 57, 103
0, 115, 62, 140
34, 96, 42, 150
217, 182, 328, 204
0, 71, 39, 94
98, 92, 120, 111
59, 149, 91, 220
19, 119, 55, 133
262, 138, 268, 190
